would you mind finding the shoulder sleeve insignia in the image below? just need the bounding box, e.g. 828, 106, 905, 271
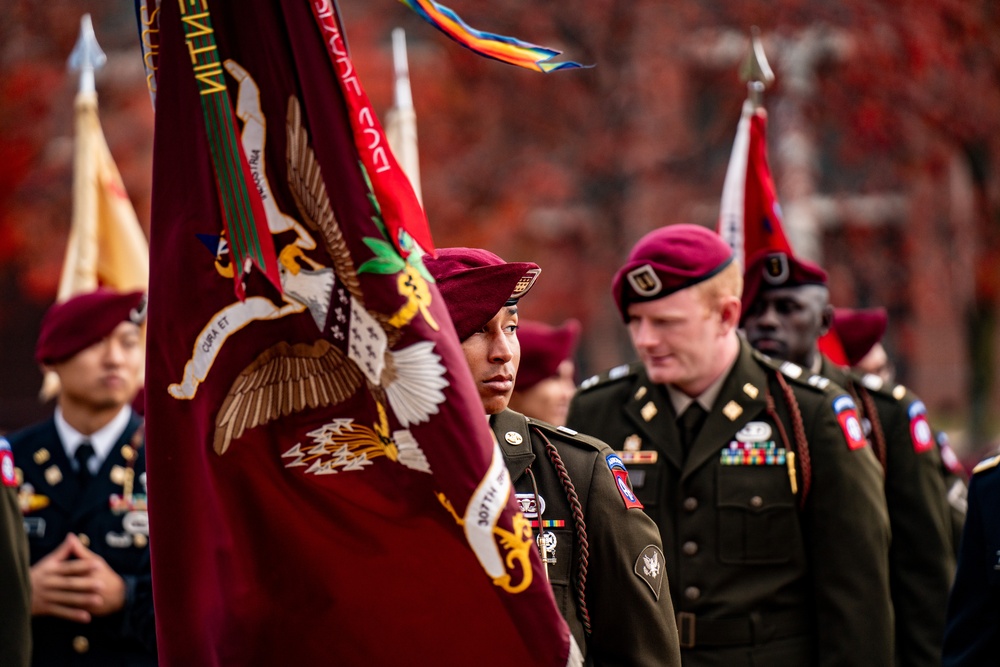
0, 439, 15, 488
779, 361, 803, 379
832, 394, 867, 451
606, 454, 644, 509
861, 373, 884, 391
906, 400, 934, 453
973, 455, 1000, 475
634, 544, 664, 600
608, 364, 630, 381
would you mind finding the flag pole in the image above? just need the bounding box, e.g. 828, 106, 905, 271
69, 14, 107, 96
385, 27, 423, 205
739, 26, 774, 109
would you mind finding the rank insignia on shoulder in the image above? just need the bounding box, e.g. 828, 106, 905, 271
580, 375, 599, 390
862, 373, 884, 391
907, 401, 933, 453
779, 361, 803, 379
556, 425, 578, 436
609, 364, 630, 381
832, 395, 867, 450
634, 544, 664, 599
807, 375, 830, 390
973, 455, 1000, 475
606, 454, 644, 509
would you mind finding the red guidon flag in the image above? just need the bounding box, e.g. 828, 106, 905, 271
718, 99, 847, 364
717, 100, 792, 269
144, 2, 578, 665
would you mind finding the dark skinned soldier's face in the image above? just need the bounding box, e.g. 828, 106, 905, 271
742, 285, 831, 368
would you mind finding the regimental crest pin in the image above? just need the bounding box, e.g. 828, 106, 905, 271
505, 431, 523, 446
722, 400, 743, 421
44, 465, 62, 486
763, 253, 790, 285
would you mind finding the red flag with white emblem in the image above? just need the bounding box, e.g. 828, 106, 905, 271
143, 2, 577, 664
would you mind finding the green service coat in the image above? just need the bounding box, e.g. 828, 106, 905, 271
491, 409, 681, 667
567, 341, 893, 667
0, 467, 31, 667
823, 359, 955, 667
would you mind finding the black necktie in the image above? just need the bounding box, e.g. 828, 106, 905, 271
678, 403, 708, 452
74, 441, 95, 489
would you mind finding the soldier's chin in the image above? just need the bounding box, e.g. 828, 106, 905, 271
751, 339, 785, 357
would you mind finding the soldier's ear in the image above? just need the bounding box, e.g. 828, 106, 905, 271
718, 295, 742, 334
818, 304, 834, 336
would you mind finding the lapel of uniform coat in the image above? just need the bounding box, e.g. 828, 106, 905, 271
73, 414, 142, 521
26, 418, 83, 512
491, 410, 535, 485
621, 367, 684, 471
682, 341, 770, 481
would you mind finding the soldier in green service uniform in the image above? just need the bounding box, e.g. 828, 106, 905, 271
567, 224, 892, 667
0, 436, 31, 667
741, 250, 955, 667
425, 247, 681, 667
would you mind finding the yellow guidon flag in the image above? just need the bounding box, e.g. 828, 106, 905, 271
41, 15, 149, 400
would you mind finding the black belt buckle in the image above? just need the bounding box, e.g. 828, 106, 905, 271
677, 612, 696, 649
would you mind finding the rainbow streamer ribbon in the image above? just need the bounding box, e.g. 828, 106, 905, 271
400, 0, 587, 72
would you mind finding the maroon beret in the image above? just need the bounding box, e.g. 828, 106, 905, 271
514, 319, 581, 391
740, 250, 828, 324
831, 307, 888, 366
424, 248, 540, 341
612, 224, 734, 320
36, 288, 147, 365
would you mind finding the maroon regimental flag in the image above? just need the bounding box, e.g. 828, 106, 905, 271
145, 2, 576, 664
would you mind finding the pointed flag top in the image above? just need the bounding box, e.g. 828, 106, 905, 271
392, 28, 414, 110
68, 14, 107, 95
739, 27, 774, 108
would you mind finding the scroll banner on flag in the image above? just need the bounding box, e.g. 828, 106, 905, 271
145, 1, 577, 665
718, 100, 792, 269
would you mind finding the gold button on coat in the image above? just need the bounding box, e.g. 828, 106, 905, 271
684, 586, 701, 600
682, 541, 699, 556
683, 497, 698, 512
73, 636, 90, 654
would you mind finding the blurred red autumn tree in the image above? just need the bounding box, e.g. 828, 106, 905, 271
1, 0, 998, 456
